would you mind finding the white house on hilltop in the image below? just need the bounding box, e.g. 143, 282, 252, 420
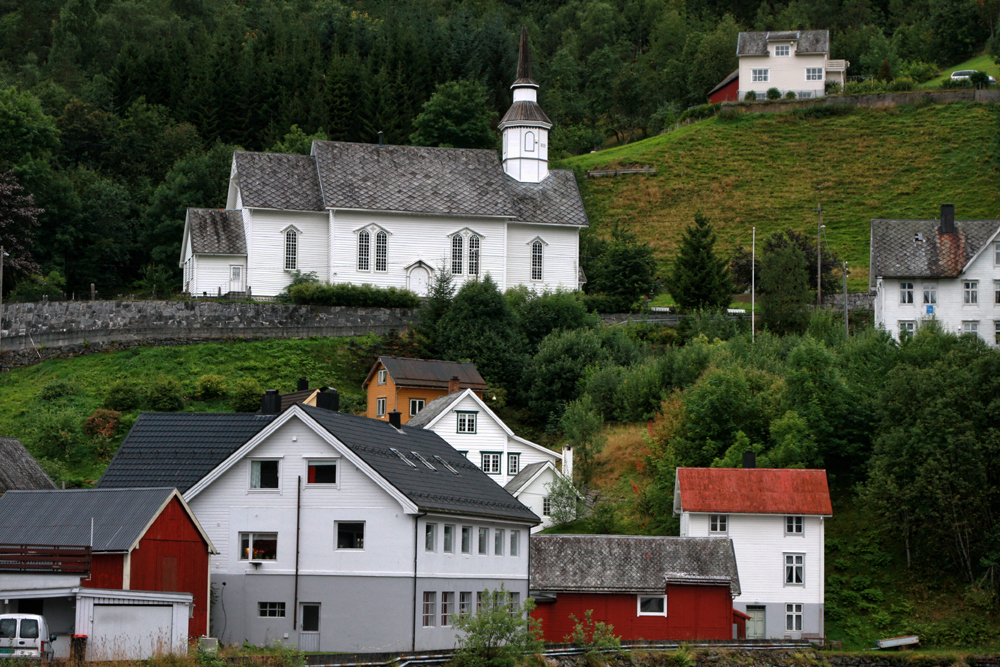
180, 27, 587, 298
737, 30, 848, 100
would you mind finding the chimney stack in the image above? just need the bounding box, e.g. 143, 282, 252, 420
742, 451, 756, 469
316, 388, 339, 411
448, 375, 460, 394
940, 204, 956, 235
297, 377, 309, 391
260, 389, 281, 415
388, 410, 402, 429
378, 131, 384, 146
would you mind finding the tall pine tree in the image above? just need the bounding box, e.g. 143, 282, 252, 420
666, 213, 732, 312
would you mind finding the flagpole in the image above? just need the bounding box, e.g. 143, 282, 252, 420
751, 227, 755, 341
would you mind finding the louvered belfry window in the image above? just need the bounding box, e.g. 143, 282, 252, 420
531, 240, 543, 280
358, 230, 370, 271
468, 236, 480, 275
375, 231, 387, 272
284, 230, 297, 270
452, 235, 464, 274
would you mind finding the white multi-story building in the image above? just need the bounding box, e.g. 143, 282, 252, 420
674, 461, 832, 640
736, 30, 848, 100
179, 27, 586, 298
872, 204, 1000, 344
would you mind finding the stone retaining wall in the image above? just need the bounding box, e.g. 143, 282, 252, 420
821, 292, 875, 312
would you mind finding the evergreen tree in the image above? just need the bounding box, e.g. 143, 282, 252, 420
415, 267, 455, 358
666, 213, 732, 312
410, 79, 496, 149
0, 170, 42, 281
759, 243, 810, 336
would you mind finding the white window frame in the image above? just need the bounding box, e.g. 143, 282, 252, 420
965, 280, 979, 305
531, 240, 543, 281
468, 235, 480, 276
425, 523, 437, 552
258, 602, 286, 617
524, 131, 535, 152
377, 369, 387, 385
249, 459, 280, 492
478, 527, 489, 555
458, 412, 478, 433
357, 230, 370, 272
508, 591, 521, 618
459, 591, 472, 615
899, 281, 914, 304
963, 320, 980, 337
510, 530, 520, 557
752, 69, 769, 83
924, 283, 937, 305
240, 532, 278, 561
481, 452, 501, 475
284, 229, 298, 270
784, 553, 805, 586
637, 595, 667, 616
410, 398, 425, 416
375, 231, 387, 272
422, 592, 436, 627
805, 67, 823, 81
785, 516, 804, 535
335, 521, 365, 550
494, 529, 504, 556
441, 591, 454, 627
306, 459, 339, 486
507, 453, 520, 476
542, 496, 551, 516
461, 526, 472, 554
785, 603, 803, 631
443, 524, 455, 553
709, 514, 728, 533
451, 235, 464, 275
774, 45, 790, 56
899, 321, 915, 339
995, 241, 1000, 266
376, 397, 386, 417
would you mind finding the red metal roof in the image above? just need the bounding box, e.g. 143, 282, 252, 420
675, 468, 832, 515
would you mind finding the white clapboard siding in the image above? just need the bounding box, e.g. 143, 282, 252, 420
505, 222, 580, 291
191, 256, 245, 296
245, 210, 329, 295
512, 467, 558, 532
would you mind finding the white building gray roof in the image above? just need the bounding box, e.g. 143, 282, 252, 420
737, 30, 830, 56
869, 219, 1000, 289
186, 209, 246, 255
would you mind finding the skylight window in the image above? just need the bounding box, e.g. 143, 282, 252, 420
434, 455, 460, 475
389, 447, 417, 468
411, 452, 437, 471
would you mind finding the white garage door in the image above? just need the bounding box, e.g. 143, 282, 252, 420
91, 605, 173, 660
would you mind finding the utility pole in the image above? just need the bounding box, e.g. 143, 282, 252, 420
0, 246, 6, 355
843, 260, 849, 335
751, 227, 755, 342
816, 203, 823, 308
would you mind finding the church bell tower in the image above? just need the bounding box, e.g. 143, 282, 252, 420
500, 26, 553, 183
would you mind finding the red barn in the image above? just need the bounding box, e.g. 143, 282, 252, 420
530, 535, 743, 642
708, 70, 739, 104
0, 487, 216, 637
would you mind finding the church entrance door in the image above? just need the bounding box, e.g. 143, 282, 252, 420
409, 266, 430, 296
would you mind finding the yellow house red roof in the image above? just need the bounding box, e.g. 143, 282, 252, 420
675, 467, 832, 515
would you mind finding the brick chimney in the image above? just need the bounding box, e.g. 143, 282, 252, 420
448, 376, 460, 394
940, 203, 956, 235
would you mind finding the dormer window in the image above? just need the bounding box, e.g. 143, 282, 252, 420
284, 229, 298, 270
775, 45, 790, 56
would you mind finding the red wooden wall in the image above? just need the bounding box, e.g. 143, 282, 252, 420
84, 554, 124, 589
129, 497, 210, 637
532, 584, 734, 642
708, 79, 739, 104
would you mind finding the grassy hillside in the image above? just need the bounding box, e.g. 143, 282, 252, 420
921, 54, 1000, 88
559, 102, 1000, 291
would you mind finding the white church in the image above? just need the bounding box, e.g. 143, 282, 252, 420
180, 28, 589, 298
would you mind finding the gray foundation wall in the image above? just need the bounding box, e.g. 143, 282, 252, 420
733, 602, 824, 639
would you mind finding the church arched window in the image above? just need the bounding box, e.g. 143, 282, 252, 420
468, 236, 481, 276
524, 131, 535, 152
452, 235, 464, 275
358, 230, 370, 271
531, 240, 543, 280
375, 231, 387, 272
284, 229, 298, 270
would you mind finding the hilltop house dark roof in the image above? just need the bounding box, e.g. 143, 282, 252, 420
531, 535, 741, 596
0, 437, 56, 493
869, 218, 1000, 289
185, 209, 246, 255
736, 30, 830, 56
0, 488, 180, 552
364, 357, 488, 391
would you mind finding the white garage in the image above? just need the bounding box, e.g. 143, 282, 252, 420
91, 604, 174, 660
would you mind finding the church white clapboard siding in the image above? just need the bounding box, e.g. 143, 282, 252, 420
180, 28, 587, 298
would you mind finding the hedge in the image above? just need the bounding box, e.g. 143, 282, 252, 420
287, 282, 422, 308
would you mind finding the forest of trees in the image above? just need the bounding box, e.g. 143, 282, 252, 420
0, 0, 997, 293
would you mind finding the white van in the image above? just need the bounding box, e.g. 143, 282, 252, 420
0, 614, 55, 662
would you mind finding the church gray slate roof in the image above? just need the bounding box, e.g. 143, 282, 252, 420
531, 535, 741, 596
234, 151, 325, 211
869, 219, 1000, 289
736, 30, 830, 56
187, 209, 246, 255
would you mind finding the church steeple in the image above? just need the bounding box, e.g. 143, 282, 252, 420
500, 26, 552, 183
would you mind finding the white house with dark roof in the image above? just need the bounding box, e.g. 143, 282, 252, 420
180, 28, 587, 298
871, 204, 1000, 343
736, 30, 848, 100
98, 396, 538, 652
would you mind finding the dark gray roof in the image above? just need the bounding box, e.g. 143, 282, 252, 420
0, 437, 56, 493
0, 488, 176, 552
234, 151, 324, 211
504, 461, 548, 495
500, 102, 551, 127
278, 389, 318, 412
98, 413, 277, 492
869, 219, 1000, 288
368, 357, 488, 391
300, 405, 538, 522
312, 142, 518, 218
505, 171, 588, 226
513, 25, 537, 87
405, 392, 461, 429
187, 209, 246, 255
737, 30, 830, 56
708, 70, 740, 96
530, 535, 741, 596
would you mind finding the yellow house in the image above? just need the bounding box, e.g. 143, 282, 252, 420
362, 357, 487, 424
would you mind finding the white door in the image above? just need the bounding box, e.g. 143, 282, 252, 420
91, 605, 173, 660
409, 267, 430, 296
298, 604, 320, 652
230, 266, 243, 293
745, 606, 766, 639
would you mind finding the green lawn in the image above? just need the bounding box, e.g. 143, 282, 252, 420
557, 102, 1000, 292
919, 53, 1000, 88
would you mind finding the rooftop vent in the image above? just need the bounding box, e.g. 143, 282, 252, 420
742, 451, 756, 469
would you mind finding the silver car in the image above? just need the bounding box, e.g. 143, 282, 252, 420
0, 614, 55, 663
951, 69, 996, 83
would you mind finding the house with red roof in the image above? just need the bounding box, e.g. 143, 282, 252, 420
674, 455, 832, 641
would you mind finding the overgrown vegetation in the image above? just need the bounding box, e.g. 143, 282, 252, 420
451, 587, 542, 667
287, 281, 422, 308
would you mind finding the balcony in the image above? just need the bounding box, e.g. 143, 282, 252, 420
826, 59, 849, 71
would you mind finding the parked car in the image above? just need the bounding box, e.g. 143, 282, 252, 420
950, 69, 996, 84
0, 614, 56, 663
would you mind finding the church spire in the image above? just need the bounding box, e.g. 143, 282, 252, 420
499, 25, 551, 184
514, 25, 536, 86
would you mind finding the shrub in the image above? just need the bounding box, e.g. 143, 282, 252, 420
970, 71, 991, 89
824, 81, 842, 95
452, 586, 542, 667
743, 90, 757, 101
104, 379, 143, 411
39, 379, 77, 401
899, 60, 937, 83
31, 411, 85, 460
677, 103, 720, 123
888, 76, 915, 92
288, 281, 421, 308
83, 409, 121, 439
9, 270, 65, 301
766, 87, 781, 100
784, 90, 796, 99
146, 377, 184, 411
231, 377, 264, 412
716, 106, 743, 122
195, 374, 228, 400
567, 609, 621, 653
792, 104, 854, 119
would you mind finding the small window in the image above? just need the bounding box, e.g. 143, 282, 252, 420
481, 453, 501, 474
377, 369, 387, 385
441, 591, 454, 626
250, 460, 279, 489
995, 281, 1000, 306
995, 241, 1000, 265
805, 67, 823, 80
508, 592, 520, 617
542, 496, 551, 516
785, 553, 804, 585
285, 229, 298, 270
444, 525, 455, 553
476, 591, 484, 612
422, 592, 436, 627
899, 281, 914, 304
710, 514, 727, 533
410, 398, 425, 416
494, 529, 505, 556
637, 595, 667, 616
507, 453, 520, 476
452, 235, 464, 275
924, 284, 937, 304
18, 619, 38, 639
786, 516, 803, 534
995, 321, 1000, 345
785, 603, 803, 631
375, 231, 387, 272
531, 241, 543, 281
376, 397, 386, 417
775, 45, 790, 56
241, 532, 278, 560
425, 523, 437, 552
308, 460, 337, 484
231, 265, 242, 282
459, 592, 472, 615
461, 526, 472, 554
258, 602, 286, 617
899, 321, 915, 339
752, 68, 769, 82
469, 236, 480, 275
458, 412, 477, 433
358, 230, 370, 271
963, 320, 979, 337
336, 522, 365, 549
510, 530, 520, 557
478, 527, 489, 555
965, 280, 979, 304
524, 131, 535, 152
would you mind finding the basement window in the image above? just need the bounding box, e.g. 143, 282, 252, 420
307, 460, 338, 485
258, 602, 285, 618
637, 595, 667, 616
241, 532, 277, 560
786, 603, 803, 631
899, 321, 915, 340
336, 522, 365, 550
